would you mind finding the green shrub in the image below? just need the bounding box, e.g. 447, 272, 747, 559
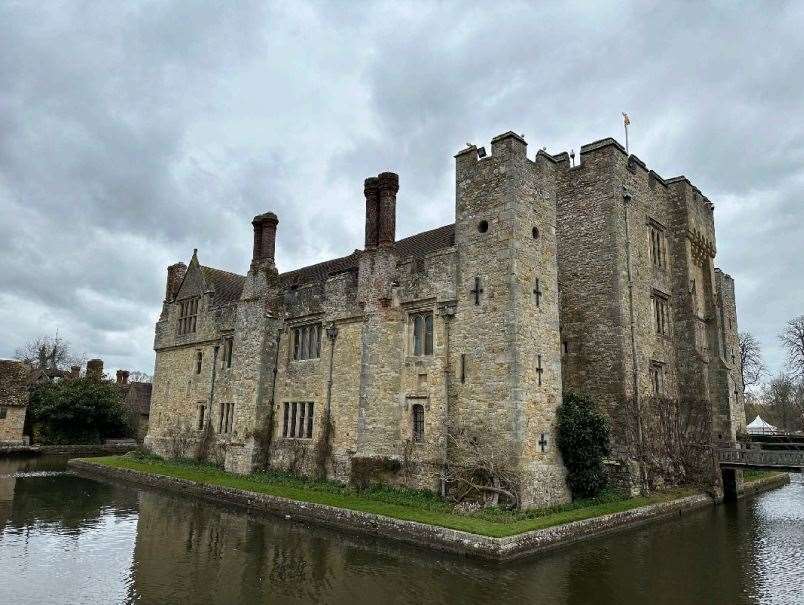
28, 377, 133, 444
557, 393, 610, 499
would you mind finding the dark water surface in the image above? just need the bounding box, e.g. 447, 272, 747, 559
0, 456, 801, 605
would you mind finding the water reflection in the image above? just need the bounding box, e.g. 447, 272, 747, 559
0, 456, 801, 605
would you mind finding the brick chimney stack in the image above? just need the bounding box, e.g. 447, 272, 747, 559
251, 212, 279, 270
364, 177, 380, 249
377, 172, 399, 247
165, 262, 187, 302
116, 370, 129, 385
86, 359, 103, 381
69, 365, 80, 380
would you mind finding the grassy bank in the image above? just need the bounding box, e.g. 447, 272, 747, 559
86, 454, 699, 538
743, 469, 782, 482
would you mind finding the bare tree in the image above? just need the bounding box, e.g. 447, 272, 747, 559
738, 331, 766, 388
763, 372, 801, 432
128, 371, 153, 383
780, 315, 804, 380
442, 421, 523, 509
15, 332, 83, 370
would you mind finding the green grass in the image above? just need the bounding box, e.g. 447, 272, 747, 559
743, 469, 781, 482
84, 454, 696, 538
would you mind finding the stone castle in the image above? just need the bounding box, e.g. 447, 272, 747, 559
144, 131, 746, 507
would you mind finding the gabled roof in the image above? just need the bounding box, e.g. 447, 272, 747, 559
201, 266, 245, 306
122, 382, 152, 416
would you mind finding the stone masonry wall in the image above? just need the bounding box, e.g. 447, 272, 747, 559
146, 129, 745, 508
453, 133, 570, 507
0, 360, 29, 444
555, 138, 742, 460
715, 269, 746, 439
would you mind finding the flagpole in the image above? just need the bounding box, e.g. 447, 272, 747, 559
622, 112, 630, 155
625, 122, 629, 154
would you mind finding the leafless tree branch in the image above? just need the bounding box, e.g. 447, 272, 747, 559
738, 331, 766, 388
779, 315, 804, 380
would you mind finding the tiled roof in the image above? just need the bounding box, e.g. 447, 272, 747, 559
394, 223, 455, 259
122, 382, 152, 415
199, 224, 456, 292
280, 251, 362, 288
201, 266, 246, 306
281, 224, 455, 287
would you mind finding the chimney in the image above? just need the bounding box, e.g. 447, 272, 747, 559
86, 359, 103, 381
69, 365, 80, 380
377, 172, 399, 247
364, 177, 380, 249
251, 212, 279, 270
116, 370, 129, 385
165, 262, 187, 302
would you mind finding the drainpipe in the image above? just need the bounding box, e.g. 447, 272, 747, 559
439, 303, 456, 498
269, 327, 283, 410
325, 323, 339, 417
622, 188, 646, 493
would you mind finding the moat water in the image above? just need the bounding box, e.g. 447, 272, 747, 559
0, 455, 801, 605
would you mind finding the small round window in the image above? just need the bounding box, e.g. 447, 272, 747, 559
532, 226, 540, 239
478, 220, 489, 233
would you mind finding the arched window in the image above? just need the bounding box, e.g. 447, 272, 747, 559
412, 404, 424, 442
195, 351, 202, 374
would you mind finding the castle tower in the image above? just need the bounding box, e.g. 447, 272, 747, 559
451, 132, 570, 507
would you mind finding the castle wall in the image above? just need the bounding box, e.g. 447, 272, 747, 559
146, 129, 746, 507
715, 270, 746, 439
555, 144, 630, 421
555, 139, 741, 457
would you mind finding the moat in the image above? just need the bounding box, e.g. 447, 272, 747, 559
0, 455, 801, 605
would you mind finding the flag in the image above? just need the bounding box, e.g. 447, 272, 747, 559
622, 112, 630, 126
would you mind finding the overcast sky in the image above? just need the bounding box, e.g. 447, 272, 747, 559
1, 1, 801, 379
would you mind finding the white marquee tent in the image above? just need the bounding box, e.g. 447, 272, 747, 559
746, 416, 777, 435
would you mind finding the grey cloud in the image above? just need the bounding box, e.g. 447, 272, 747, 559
0, 1, 801, 378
